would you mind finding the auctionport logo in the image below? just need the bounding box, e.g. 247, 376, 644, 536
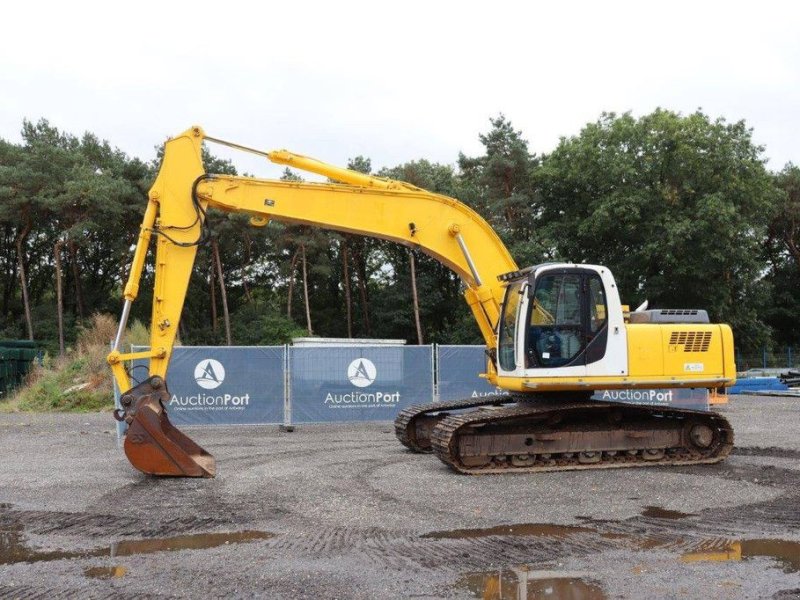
323, 356, 399, 408
347, 358, 376, 388
194, 359, 225, 390
600, 389, 674, 404
169, 357, 248, 410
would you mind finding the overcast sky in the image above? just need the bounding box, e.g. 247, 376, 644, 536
1, 0, 798, 178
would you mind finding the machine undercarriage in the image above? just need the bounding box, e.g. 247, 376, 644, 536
395, 395, 733, 474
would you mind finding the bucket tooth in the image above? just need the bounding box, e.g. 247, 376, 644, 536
117, 376, 215, 477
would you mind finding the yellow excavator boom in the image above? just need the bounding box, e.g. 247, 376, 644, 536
107, 126, 518, 477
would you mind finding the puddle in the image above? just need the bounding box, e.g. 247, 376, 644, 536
682, 539, 800, 573
425, 522, 800, 576
457, 568, 606, 600
108, 531, 272, 557
0, 526, 272, 565
1, 528, 88, 564
84, 565, 128, 579
640, 506, 696, 520
454, 537, 799, 598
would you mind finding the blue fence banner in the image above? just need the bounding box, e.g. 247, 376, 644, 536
591, 388, 708, 411
436, 345, 510, 402
289, 345, 434, 423
130, 346, 285, 425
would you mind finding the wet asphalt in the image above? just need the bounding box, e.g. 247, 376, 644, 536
0, 395, 799, 599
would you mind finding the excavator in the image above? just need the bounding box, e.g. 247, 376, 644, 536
107, 126, 735, 478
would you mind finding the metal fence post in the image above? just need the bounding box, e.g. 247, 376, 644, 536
432, 343, 439, 404
281, 344, 294, 432
788, 347, 793, 369
762, 347, 768, 369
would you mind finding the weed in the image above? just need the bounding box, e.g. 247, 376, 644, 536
0, 313, 150, 413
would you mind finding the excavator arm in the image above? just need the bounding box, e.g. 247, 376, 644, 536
108, 126, 517, 477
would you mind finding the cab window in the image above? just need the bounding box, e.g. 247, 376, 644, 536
526, 271, 609, 368
527, 273, 584, 367
588, 276, 607, 333
498, 282, 522, 371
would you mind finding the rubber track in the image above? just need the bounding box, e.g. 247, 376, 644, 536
394, 395, 521, 452
431, 399, 734, 474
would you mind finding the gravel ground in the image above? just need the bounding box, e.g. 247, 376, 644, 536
0, 395, 799, 599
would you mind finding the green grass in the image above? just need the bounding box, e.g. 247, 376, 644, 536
0, 313, 147, 414
1, 352, 114, 413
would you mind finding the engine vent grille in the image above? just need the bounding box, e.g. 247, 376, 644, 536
669, 331, 712, 352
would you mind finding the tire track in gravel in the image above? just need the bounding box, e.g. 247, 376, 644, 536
8, 462, 799, 568
0, 583, 165, 600
254, 455, 800, 576
344, 453, 472, 522
267, 525, 398, 555
0, 506, 222, 540
734, 447, 800, 460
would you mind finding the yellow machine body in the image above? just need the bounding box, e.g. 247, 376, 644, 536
495, 323, 736, 393
626, 323, 736, 380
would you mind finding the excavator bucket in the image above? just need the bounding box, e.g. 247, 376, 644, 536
115, 376, 215, 477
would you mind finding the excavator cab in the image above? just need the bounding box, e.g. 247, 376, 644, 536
495, 264, 629, 383
493, 263, 734, 390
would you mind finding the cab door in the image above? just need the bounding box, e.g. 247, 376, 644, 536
524, 268, 609, 377
496, 281, 524, 374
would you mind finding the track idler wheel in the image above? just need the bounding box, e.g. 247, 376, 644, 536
115, 376, 216, 477
682, 418, 725, 456
688, 423, 715, 449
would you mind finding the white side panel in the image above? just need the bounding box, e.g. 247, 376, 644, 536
585, 267, 628, 377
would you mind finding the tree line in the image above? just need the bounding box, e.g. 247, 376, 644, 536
0, 110, 797, 356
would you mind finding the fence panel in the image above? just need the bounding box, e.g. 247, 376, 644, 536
289, 345, 434, 423
0, 340, 39, 399
736, 347, 797, 372
130, 346, 285, 425
437, 345, 510, 402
